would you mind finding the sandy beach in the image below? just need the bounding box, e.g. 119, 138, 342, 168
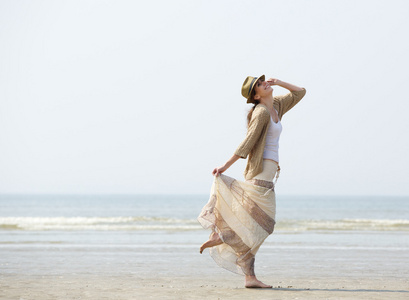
1, 243, 408, 300
2, 274, 408, 300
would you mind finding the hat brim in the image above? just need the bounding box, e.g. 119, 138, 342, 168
246, 75, 265, 104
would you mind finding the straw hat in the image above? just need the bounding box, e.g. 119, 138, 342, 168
241, 75, 265, 103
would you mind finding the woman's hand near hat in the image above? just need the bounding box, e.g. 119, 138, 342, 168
266, 78, 281, 85
267, 78, 304, 92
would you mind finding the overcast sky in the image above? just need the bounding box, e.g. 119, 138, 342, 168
1, 0, 408, 196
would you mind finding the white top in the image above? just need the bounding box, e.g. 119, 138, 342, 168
263, 116, 282, 162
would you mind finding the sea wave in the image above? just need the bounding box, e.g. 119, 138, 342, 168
278, 218, 409, 232
0, 217, 408, 232
0, 216, 201, 231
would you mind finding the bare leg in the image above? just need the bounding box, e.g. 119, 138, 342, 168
245, 275, 272, 288
199, 232, 223, 254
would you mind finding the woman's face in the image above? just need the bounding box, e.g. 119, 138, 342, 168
254, 78, 273, 99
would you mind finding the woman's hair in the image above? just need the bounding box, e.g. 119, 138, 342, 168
247, 88, 260, 127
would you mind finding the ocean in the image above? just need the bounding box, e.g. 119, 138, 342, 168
0, 194, 408, 249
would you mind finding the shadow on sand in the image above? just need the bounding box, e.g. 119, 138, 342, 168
247, 287, 409, 293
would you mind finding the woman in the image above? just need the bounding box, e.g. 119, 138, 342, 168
198, 74, 306, 288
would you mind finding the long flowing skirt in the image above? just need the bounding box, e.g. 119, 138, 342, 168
197, 173, 276, 276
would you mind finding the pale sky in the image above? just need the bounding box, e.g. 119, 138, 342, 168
1, 0, 408, 196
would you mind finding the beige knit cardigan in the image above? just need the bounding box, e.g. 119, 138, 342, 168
234, 88, 306, 180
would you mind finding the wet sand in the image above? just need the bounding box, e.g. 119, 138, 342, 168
1, 274, 408, 300
1, 244, 408, 299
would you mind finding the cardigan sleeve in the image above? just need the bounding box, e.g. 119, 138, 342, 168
234, 107, 270, 159
275, 88, 306, 116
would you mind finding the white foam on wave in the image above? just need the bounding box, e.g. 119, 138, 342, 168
0, 217, 408, 231
0, 216, 200, 231
277, 218, 409, 232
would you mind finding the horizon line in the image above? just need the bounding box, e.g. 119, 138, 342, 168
0, 193, 408, 198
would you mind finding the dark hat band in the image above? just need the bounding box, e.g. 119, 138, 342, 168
248, 77, 258, 96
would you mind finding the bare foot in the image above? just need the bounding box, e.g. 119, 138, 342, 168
199, 232, 223, 254
245, 276, 272, 288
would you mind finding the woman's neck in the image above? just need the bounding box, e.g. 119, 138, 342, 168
260, 94, 279, 121
259, 95, 274, 110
